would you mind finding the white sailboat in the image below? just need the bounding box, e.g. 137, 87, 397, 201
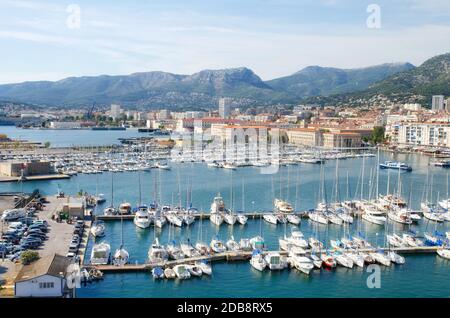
250, 250, 267, 271
263, 213, 278, 225
113, 214, 129, 266
210, 194, 225, 226
210, 237, 227, 253
90, 220, 106, 237
226, 236, 241, 251
148, 237, 168, 263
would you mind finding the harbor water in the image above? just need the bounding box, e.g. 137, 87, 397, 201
1, 127, 450, 297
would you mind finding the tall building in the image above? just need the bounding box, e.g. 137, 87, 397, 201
110, 104, 122, 119
432, 95, 445, 111
219, 97, 231, 119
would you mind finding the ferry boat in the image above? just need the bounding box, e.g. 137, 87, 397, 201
379, 161, 412, 171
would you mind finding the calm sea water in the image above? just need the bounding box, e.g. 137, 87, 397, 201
0, 126, 144, 147
1, 128, 449, 297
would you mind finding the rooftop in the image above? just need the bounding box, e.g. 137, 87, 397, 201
15, 254, 71, 282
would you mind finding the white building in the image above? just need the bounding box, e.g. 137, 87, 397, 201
432, 95, 445, 111
49, 121, 80, 129
397, 123, 450, 147
403, 103, 422, 111
219, 97, 231, 119
15, 254, 72, 298
110, 104, 122, 119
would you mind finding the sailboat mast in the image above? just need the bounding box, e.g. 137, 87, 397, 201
376, 147, 380, 199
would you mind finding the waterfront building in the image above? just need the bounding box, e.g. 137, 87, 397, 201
286, 128, 322, 147
0, 160, 52, 177
219, 97, 231, 119
323, 132, 362, 149
432, 95, 445, 111
49, 121, 80, 129
14, 254, 72, 298
397, 122, 450, 147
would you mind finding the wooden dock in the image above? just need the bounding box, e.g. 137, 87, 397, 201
96, 211, 308, 221
85, 246, 442, 273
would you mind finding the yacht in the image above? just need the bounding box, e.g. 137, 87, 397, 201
133, 206, 152, 229
402, 233, 423, 247
387, 209, 412, 225
164, 268, 176, 279
155, 162, 170, 170
320, 254, 337, 268
226, 236, 241, 251
288, 251, 314, 275
370, 251, 391, 266
308, 237, 324, 250
148, 238, 168, 263
90, 220, 106, 237
210, 237, 227, 253
186, 264, 203, 277
90, 242, 111, 265
103, 206, 118, 216
118, 202, 132, 215
195, 241, 210, 255
362, 212, 386, 225
309, 254, 323, 269
421, 203, 445, 222
195, 260, 212, 275
222, 163, 237, 170
223, 211, 237, 225
437, 248, 450, 260
250, 250, 267, 271
181, 240, 201, 258
236, 213, 248, 225
210, 195, 226, 226
379, 161, 412, 171
345, 252, 365, 268
287, 214, 301, 225
274, 199, 294, 214
263, 213, 278, 225
173, 265, 191, 279
112, 245, 129, 266
308, 211, 328, 225
250, 236, 265, 250
327, 213, 343, 226
167, 241, 185, 260
285, 229, 309, 248
166, 213, 184, 227
387, 251, 405, 265
335, 253, 354, 268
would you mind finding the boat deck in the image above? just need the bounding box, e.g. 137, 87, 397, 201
86, 246, 441, 273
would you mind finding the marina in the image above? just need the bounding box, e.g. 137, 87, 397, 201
2, 128, 450, 298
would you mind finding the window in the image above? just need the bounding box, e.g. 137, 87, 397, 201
39, 282, 55, 289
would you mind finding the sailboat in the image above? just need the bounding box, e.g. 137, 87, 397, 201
210, 194, 225, 226
250, 250, 267, 271
90, 219, 106, 237
113, 213, 129, 266
195, 211, 209, 255
210, 236, 227, 253
104, 174, 118, 215
148, 237, 168, 263
226, 235, 241, 251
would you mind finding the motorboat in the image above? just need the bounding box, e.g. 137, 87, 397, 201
173, 265, 191, 279
90, 220, 106, 237
309, 254, 323, 269
148, 238, 168, 263
103, 206, 118, 216
263, 213, 278, 225
210, 195, 226, 226
133, 206, 152, 229
164, 268, 176, 279
379, 161, 412, 171
320, 254, 337, 268
155, 162, 171, 170
90, 242, 111, 265
152, 266, 165, 279
154, 214, 167, 228
285, 229, 308, 248
210, 237, 227, 253
222, 163, 237, 170
327, 213, 343, 226
287, 214, 301, 225
186, 264, 203, 277
274, 199, 294, 214
195, 260, 212, 275
250, 250, 267, 271
118, 202, 132, 215
387, 234, 404, 247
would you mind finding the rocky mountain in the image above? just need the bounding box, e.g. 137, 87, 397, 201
0, 60, 424, 109
266, 63, 415, 98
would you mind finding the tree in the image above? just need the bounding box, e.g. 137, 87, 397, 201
20, 250, 39, 265
44, 141, 51, 148
370, 126, 385, 144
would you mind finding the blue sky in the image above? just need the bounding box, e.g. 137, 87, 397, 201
0, 0, 450, 84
